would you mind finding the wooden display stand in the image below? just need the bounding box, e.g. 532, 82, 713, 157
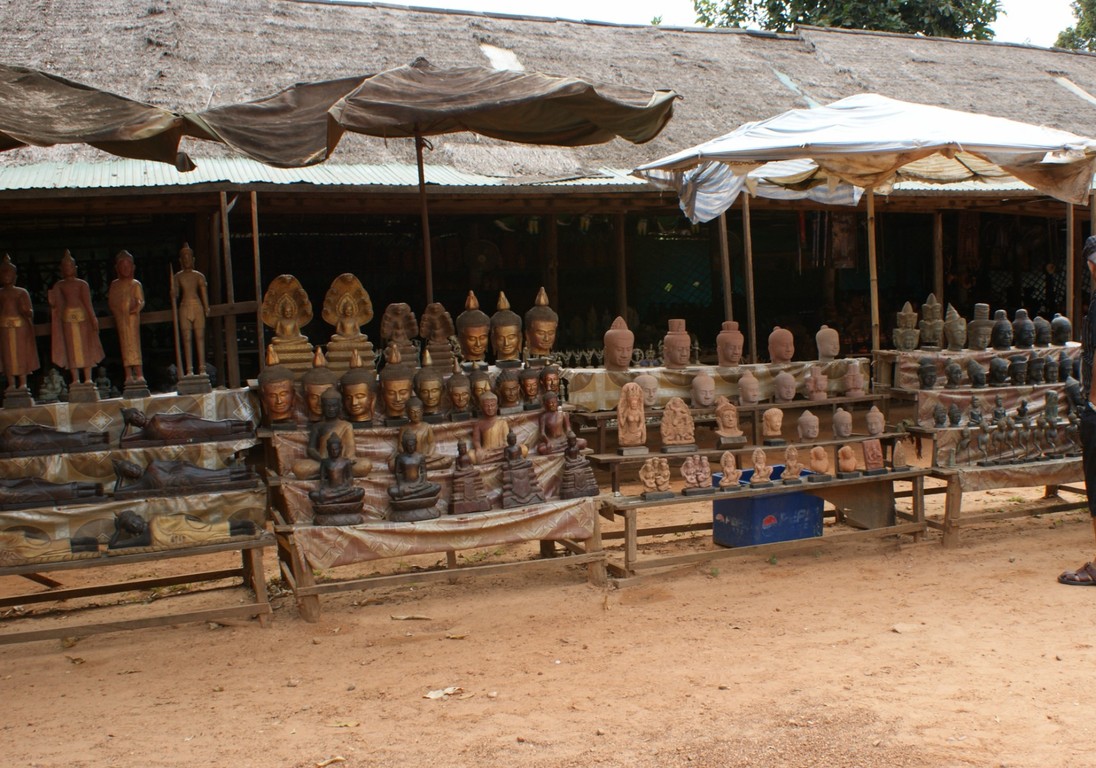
928, 458, 1086, 548
599, 469, 927, 578
0, 534, 274, 644
273, 501, 605, 622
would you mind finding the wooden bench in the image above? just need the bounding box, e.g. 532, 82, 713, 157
598, 468, 927, 578
0, 533, 274, 645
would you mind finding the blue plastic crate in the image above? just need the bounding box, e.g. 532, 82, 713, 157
711, 467, 823, 547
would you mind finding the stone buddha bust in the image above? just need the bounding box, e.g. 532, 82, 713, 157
446, 362, 473, 422
378, 343, 415, 425
815, 325, 839, 362
662, 318, 692, 369
943, 304, 967, 352
691, 373, 716, 408
919, 293, 943, 348
967, 303, 993, 351
340, 352, 377, 427
797, 409, 819, 441
893, 301, 920, 351
773, 371, 797, 403
413, 363, 446, 422
258, 347, 297, 426
380, 302, 419, 367
717, 320, 745, 367
767, 326, 795, 364
301, 347, 341, 423
490, 292, 522, 366
737, 371, 760, 406
456, 291, 491, 365
833, 407, 853, 438
523, 286, 558, 360
603, 316, 635, 372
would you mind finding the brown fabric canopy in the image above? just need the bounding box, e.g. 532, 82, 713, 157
329, 57, 678, 146
0, 64, 192, 169
186, 76, 369, 168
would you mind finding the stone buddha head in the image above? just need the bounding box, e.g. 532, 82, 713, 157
490, 292, 522, 363
456, 290, 491, 362
523, 287, 558, 358
603, 316, 635, 371
768, 326, 795, 364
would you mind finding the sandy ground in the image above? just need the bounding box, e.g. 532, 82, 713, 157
4, 484, 1096, 768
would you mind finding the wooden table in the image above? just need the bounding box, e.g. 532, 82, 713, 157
928, 457, 1087, 547
274, 498, 607, 621
598, 468, 927, 578
0, 533, 274, 645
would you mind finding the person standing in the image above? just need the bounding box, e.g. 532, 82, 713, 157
1060, 235, 1096, 585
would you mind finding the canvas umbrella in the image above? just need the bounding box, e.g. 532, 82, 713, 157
329, 57, 679, 302
635, 93, 1096, 351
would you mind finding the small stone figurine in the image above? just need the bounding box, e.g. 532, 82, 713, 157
718, 451, 742, 491
639, 456, 674, 500
660, 397, 697, 452
680, 454, 715, 496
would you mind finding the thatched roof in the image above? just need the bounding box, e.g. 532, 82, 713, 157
5, 1, 1096, 185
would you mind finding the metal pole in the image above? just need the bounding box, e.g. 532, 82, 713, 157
718, 211, 734, 321
742, 193, 757, 364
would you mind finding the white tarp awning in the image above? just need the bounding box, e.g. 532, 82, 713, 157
634, 93, 1096, 222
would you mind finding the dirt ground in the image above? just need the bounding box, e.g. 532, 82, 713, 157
4, 483, 1096, 768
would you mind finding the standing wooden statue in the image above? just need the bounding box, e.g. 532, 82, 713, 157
0, 254, 39, 408
170, 243, 211, 393
107, 250, 149, 398
48, 250, 104, 401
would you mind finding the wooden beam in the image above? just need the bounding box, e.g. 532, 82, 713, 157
614, 212, 627, 318
1068, 202, 1077, 328
251, 191, 265, 371
867, 190, 880, 352
933, 211, 944, 305
742, 194, 757, 364
219, 192, 241, 388
717, 212, 733, 321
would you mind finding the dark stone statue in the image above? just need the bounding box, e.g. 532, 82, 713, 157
560, 431, 599, 499
119, 407, 253, 446
309, 434, 365, 526
112, 457, 258, 498
449, 440, 492, 515
108, 509, 256, 549
0, 477, 103, 509
990, 309, 1013, 350
0, 423, 109, 455
501, 430, 545, 508
386, 431, 442, 522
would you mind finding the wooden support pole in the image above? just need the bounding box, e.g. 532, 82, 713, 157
251, 191, 265, 371
742, 194, 758, 363
1067, 202, 1077, 329
615, 212, 627, 318
933, 211, 944, 305
220, 192, 241, 388
415, 135, 434, 304
718, 212, 734, 321
867, 189, 880, 352
545, 214, 559, 309
208, 212, 225, 383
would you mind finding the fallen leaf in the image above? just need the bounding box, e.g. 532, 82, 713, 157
315, 758, 346, 768
424, 686, 462, 699
212, 686, 224, 692
446, 633, 467, 640
325, 721, 359, 728
457, 692, 476, 700
60, 637, 79, 649
65, 655, 85, 665
391, 614, 432, 621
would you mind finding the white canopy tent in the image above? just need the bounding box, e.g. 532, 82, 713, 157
635, 94, 1096, 353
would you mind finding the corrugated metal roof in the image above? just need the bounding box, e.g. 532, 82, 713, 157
0, 157, 648, 192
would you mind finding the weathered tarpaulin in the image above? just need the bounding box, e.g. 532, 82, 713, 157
330, 57, 678, 147
0, 64, 193, 169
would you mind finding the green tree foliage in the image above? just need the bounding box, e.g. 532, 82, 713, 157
693, 0, 1000, 40
1055, 1, 1096, 51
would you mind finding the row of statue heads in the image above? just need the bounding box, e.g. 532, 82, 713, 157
258, 343, 565, 429
637, 437, 900, 498
261, 271, 849, 377
916, 349, 1082, 390
0, 245, 210, 406
893, 293, 1073, 352
932, 384, 1085, 467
